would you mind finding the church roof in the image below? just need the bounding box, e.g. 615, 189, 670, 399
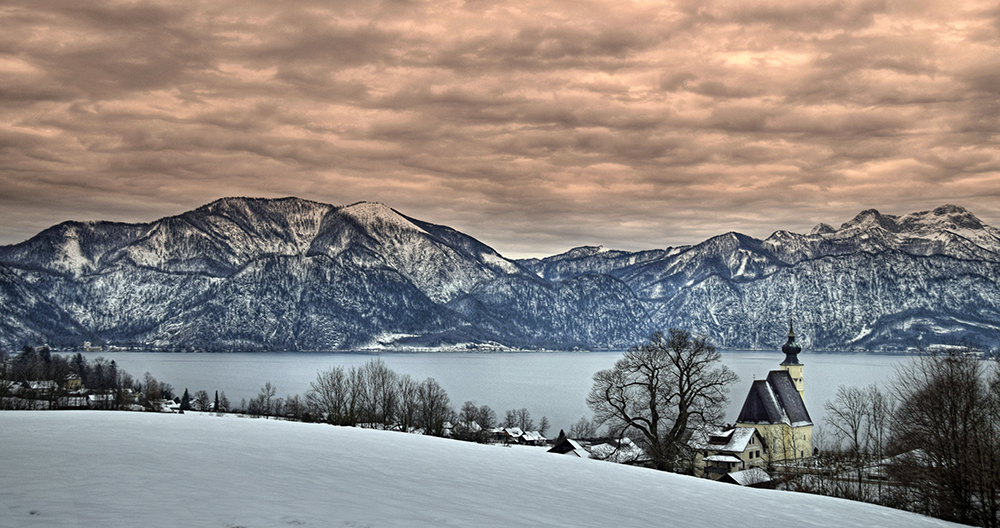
736, 370, 812, 427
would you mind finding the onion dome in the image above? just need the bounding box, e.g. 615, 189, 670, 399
781, 316, 802, 366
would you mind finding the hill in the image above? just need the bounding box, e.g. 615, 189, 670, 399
0, 411, 962, 528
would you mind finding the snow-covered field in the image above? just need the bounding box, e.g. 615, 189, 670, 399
1, 411, 961, 528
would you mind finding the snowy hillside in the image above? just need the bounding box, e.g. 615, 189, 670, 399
0, 411, 962, 528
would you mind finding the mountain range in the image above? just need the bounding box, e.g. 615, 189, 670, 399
1, 198, 998, 352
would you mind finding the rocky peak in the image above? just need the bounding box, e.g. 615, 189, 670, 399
809, 223, 836, 235
897, 204, 984, 232
337, 201, 429, 236
839, 209, 901, 232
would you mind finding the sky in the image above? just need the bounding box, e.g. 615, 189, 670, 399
2, 0, 1000, 258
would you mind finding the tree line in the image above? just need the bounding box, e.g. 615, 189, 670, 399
0, 346, 195, 410
818, 350, 1000, 528
1, 348, 550, 443
237, 358, 549, 441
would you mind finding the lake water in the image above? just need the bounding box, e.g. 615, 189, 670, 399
79, 350, 912, 435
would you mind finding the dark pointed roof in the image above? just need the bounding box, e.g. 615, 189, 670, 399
736, 370, 812, 427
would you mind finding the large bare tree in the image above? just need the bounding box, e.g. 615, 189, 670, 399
587, 329, 738, 472
889, 352, 1000, 527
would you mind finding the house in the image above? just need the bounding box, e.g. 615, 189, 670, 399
88, 393, 115, 409
589, 437, 645, 464
60, 394, 90, 408
719, 468, 773, 487
694, 426, 768, 479
735, 319, 813, 464
519, 430, 547, 445
64, 374, 83, 391
493, 427, 548, 445
25, 380, 58, 396
548, 438, 590, 457
548, 436, 645, 463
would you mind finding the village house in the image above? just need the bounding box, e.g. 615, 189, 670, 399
694, 426, 767, 479
492, 427, 548, 446
548, 435, 645, 463
65, 374, 83, 391
548, 437, 590, 457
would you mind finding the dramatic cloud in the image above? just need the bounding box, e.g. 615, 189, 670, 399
2, 0, 999, 257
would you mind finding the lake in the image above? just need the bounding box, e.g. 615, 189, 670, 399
78, 350, 912, 435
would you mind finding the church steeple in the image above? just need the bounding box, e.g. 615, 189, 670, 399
779, 316, 805, 399
781, 316, 801, 366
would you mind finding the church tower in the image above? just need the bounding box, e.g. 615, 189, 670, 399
733, 318, 813, 463
780, 317, 804, 400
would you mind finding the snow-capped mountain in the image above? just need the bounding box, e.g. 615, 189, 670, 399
0, 197, 650, 351
522, 205, 1000, 350
1, 200, 997, 351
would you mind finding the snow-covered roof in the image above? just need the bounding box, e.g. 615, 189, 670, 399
589, 437, 645, 464
724, 468, 771, 487
704, 455, 743, 464
499, 427, 523, 437
726, 427, 758, 451
696, 426, 760, 454
521, 431, 545, 442
548, 438, 590, 458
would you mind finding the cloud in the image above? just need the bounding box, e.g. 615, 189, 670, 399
1, 0, 999, 257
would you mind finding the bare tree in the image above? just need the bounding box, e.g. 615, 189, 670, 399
360, 359, 398, 428
218, 391, 230, 413
504, 408, 535, 431
307, 366, 351, 425
417, 378, 452, 437
142, 372, 160, 409
257, 382, 277, 418
477, 405, 497, 430
284, 394, 304, 420
587, 329, 738, 472
456, 401, 490, 441
569, 416, 599, 439
889, 351, 1000, 527
823, 384, 894, 501
396, 374, 420, 432
193, 390, 211, 411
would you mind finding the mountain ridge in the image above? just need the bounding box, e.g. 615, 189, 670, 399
1, 198, 998, 352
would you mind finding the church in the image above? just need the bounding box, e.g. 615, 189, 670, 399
695, 320, 814, 480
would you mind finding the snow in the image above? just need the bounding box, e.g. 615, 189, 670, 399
480, 252, 520, 274
727, 468, 772, 487
340, 201, 430, 236
0, 411, 963, 528
724, 426, 757, 451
